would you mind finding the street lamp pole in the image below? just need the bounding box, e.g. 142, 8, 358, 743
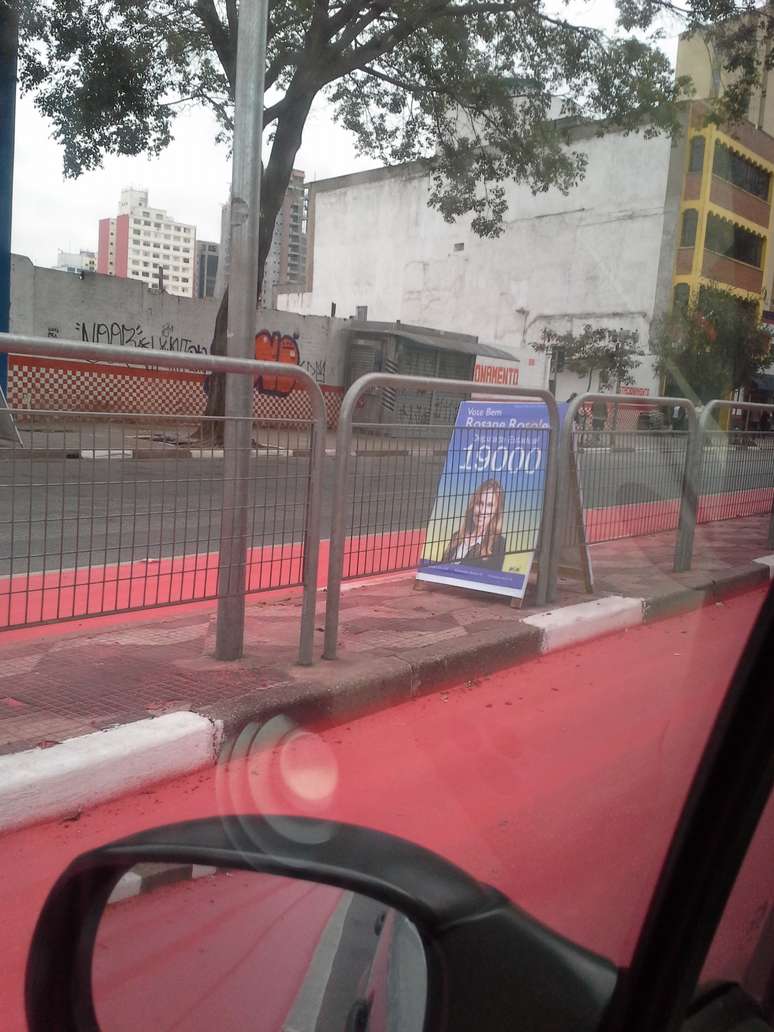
0, 5, 18, 399
215, 0, 269, 660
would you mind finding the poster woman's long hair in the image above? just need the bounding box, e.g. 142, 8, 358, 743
442, 479, 504, 562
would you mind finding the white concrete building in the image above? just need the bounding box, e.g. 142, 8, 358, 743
278, 122, 689, 398
97, 188, 197, 299
55, 249, 96, 275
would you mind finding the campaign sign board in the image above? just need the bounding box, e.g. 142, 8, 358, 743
417, 400, 557, 600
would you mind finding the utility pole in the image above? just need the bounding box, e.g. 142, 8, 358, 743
0, 3, 18, 399
215, 0, 269, 660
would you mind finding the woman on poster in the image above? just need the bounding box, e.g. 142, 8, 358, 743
441, 479, 507, 571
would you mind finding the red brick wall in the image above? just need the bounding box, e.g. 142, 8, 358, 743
710, 177, 770, 228
683, 172, 702, 200
675, 248, 694, 275
702, 251, 763, 292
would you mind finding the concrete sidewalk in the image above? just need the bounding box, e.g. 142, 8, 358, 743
0, 513, 771, 832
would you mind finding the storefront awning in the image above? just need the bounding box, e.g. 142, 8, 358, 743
346, 320, 513, 360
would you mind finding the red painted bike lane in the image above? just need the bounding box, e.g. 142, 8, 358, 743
2, 485, 770, 628
0, 588, 767, 1029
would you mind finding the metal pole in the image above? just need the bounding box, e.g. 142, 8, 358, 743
0, 5, 18, 397
673, 401, 701, 572
215, 0, 268, 661
323, 374, 560, 660
547, 393, 582, 603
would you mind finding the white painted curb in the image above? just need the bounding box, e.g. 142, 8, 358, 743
0, 711, 222, 835
754, 554, 774, 579
524, 595, 644, 654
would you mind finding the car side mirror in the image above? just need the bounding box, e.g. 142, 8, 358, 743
25, 816, 617, 1032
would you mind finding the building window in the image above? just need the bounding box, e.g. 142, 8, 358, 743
673, 283, 690, 308
689, 136, 705, 174
680, 209, 698, 247
705, 212, 764, 267
713, 142, 771, 200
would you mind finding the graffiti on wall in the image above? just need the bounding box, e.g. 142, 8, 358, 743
74, 319, 207, 354
254, 329, 300, 398
300, 357, 327, 384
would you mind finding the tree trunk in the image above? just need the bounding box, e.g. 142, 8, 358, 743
200, 90, 315, 442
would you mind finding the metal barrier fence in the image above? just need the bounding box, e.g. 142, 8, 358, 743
548, 394, 699, 598
338, 421, 453, 582
4, 345, 774, 664
566, 427, 693, 542
698, 401, 774, 542
0, 334, 325, 665
323, 374, 560, 660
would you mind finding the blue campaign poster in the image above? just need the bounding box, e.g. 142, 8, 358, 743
417, 400, 562, 600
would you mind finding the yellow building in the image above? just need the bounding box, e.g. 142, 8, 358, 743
675, 31, 774, 320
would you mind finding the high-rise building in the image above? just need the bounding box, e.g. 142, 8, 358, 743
195, 241, 219, 298
55, 249, 96, 274
214, 169, 308, 305
96, 188, 196, 298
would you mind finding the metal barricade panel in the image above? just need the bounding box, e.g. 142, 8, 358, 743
569, 427, 691, 544
0, 408, 313, 630
699, 428, 774, 524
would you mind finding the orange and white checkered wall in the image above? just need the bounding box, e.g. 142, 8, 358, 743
7, 356, 343, 428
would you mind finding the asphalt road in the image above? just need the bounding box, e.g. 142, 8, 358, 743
2, 589, 771, 1030
92, 872, 418, 1032
1, 438, 773, 576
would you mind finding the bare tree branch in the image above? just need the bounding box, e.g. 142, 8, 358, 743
193, 0, 236, 90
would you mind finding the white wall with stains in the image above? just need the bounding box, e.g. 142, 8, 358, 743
278, 127, 678, 396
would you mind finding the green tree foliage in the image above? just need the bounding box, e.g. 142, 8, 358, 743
12, 0, 771, 424
531, 325, 644, 392
15, 0, 690, 284
651, 285, 773, 403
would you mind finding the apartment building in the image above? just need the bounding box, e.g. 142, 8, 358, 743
215, 170, 308, 305
97, 188, 196, 298
195, 240, 219, 298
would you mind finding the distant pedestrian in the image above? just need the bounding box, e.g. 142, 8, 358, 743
760, 410, 771, 434
591, 399, 607, 433
565, 393, 581, 427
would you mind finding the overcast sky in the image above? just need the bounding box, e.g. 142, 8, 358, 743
11, 92, 379, 268
11, 3, 681, 270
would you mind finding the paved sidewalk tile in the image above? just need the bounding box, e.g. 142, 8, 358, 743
0, 513, 768, 756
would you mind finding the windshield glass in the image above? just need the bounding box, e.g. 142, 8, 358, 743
3, 1, 774, 1029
